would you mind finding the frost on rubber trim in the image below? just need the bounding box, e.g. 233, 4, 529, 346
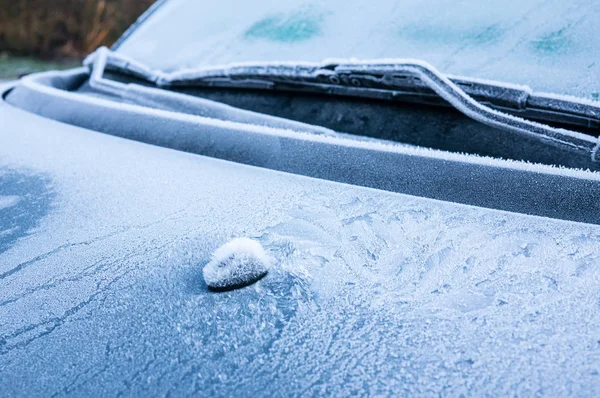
84, 47, 599, 163
19, 68, 600, 180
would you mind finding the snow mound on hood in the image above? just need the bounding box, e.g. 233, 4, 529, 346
203, 238, 272, 291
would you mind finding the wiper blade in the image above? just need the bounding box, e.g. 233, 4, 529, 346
85, 47, 600, 164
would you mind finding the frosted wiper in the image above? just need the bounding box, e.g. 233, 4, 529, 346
85, 47, 600, 163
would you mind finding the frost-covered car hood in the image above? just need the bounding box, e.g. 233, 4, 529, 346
2, 87, 600, 396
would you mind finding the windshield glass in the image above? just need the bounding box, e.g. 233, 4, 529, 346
117, 0, 600, 100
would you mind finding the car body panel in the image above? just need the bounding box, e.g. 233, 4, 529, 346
2, 94, 600, 395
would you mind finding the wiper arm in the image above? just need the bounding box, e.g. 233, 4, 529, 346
85, 47, 600, 163
84, 47, 337, 136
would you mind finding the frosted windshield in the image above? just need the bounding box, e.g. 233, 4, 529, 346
117, 0, 600, 100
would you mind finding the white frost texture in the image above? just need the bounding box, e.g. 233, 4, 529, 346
118, 0, 600, 100
203, 238, 272, 290
4, 103, 600, 395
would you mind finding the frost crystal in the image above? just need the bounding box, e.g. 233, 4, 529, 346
203, 238, 272, 291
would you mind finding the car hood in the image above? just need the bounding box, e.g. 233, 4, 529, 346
2, 90, 600, 396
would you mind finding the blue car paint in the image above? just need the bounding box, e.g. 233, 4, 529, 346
2, 84, 600, 396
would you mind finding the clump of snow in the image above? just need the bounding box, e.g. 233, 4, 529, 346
203, 238, 272, 291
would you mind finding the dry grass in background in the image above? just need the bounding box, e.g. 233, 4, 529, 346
0, 0, 154, 59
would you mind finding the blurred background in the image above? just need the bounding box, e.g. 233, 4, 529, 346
0, 0, 154, 80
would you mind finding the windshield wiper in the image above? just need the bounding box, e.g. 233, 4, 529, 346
85, 47, 600, 164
